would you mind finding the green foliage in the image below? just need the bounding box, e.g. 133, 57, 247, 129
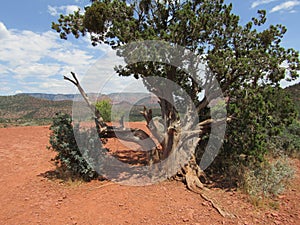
95, 99, 112, 122
269, 121, 300, 158
204, 86, 298, 191
52, 0, 299, 88
223, 86, 297, 161
285, 82, 300, 119
114, 106, 161, 122
48, 113, 99, 181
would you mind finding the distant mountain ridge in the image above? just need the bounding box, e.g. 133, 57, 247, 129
20, 92, 158, 105
2, 83, 298, 127
285, 82, 300, 118
18, 93, 78, 101
0, 92, 160, 127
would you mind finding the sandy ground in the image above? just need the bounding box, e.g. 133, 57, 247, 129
0, 125, 299, 225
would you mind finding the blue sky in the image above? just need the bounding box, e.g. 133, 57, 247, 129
0, 0, 299, 95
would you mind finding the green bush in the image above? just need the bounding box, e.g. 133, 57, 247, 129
202, 86, 297, 196
269, 121, 300, 158
241, 157, 294, 198
48, 113, 99, 181
95, 99, 112, 122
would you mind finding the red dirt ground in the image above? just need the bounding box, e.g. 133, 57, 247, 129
0, 125, 299, 225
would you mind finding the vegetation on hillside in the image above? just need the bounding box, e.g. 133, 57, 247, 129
285, 82, 300, 119
0, 94, 72, 127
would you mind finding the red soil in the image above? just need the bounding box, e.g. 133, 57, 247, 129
0, 125, 299, 224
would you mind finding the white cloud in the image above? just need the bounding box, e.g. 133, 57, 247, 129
270, 1, 300, 13
47, 6, 58, 17
48, 5, 81, 17
0, 20, 148, 95
0, 30, 61, 66
15, 90, 23, 94
12, 63, 61, 79
65, 5, 81, 14
0, 21, 110, 95
0, 22, 9, 39
251, 0, 279, 8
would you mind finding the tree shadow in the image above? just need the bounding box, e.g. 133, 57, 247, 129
38, 149, 149, 183
206, 173, 238, 191
39, 168, 80, 182
109, 149, 149, 166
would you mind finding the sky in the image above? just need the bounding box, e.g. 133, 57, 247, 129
0, 0, 299, 95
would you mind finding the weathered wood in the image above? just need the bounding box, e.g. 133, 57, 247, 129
64, 72, 159, 163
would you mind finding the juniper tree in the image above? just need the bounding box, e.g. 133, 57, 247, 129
52, 0, 299, 192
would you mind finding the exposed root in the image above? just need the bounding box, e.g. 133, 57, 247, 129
183, 163, 235, 219
185, 164, 207, 191
200, 192, 236, 218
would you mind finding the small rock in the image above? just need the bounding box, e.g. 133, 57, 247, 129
278, 195, 286, 199
274, 220, 281, 225
182, 218, 189, 222
202, 202, 209, 206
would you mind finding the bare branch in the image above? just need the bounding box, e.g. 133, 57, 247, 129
64, 72, 106, 128
64, 72, 160, 164
140, 106, 165, 144
70, 71, 79, 84
63, 76, 78, 86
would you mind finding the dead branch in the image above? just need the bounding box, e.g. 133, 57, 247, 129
140, 106, 165, 143
64, 72, 106, 129
198, 117, 231, 130
64, 72, 159, 163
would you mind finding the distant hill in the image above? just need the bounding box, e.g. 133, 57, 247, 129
22, 92, 158, 105
20, 93, 105, 102
2, 83, 298, 127
0, 94, 72, 127
20, 93, 78, 101
0, 92, 161, 127
285, 83, 300, 118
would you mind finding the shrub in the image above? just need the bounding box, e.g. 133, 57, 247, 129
269, 121, 300, 158
95, 99, 112, 122
241, 157, 294, 198
48, 113, 99, 181
202, 86, 297, 192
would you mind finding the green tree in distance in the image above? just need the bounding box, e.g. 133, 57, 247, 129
52, 0, 299, 193
95, 99, 112, 122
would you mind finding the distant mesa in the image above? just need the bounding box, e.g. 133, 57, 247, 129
20, 92, 159, 106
